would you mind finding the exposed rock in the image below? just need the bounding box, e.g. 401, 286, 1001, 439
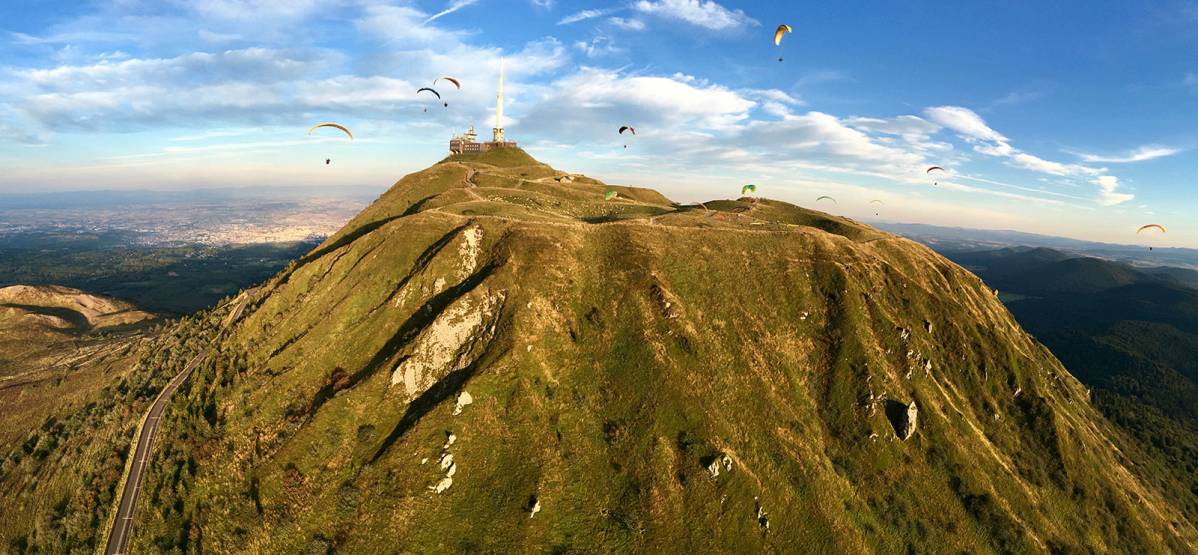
440, 453, 454, 470
706, 459, 721, 479
431, 477, 453, 494
885, 399, 919, 441
446, 462, 457, 477
444, 433, 457, 449
528, 495, 541, 518
901, 401, 918, 440
390, 290, 504, 397
453, 391, 474, 416
721, 454, 733, 473
923, 320, 933, 333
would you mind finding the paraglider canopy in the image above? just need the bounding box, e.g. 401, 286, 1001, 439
435, 77, 461, 89
816, 195, 837, 204
1137, 224, 1166, 234
417, 87, 441, 99
774, 24, 792, 46
604, 190, 618, 201
869, 199, 884, 204
742, 184, 757, 195
926, 166, 944, 174
308, 123, 353, 139
619, 126, 636, 135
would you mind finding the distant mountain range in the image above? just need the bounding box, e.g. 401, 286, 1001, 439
879, 222, 1198, 271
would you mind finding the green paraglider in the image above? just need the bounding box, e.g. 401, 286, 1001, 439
742, 184, 757, 195
604, 190, 618, 201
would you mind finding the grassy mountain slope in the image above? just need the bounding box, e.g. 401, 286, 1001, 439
124, 150, 1194, 553
0, 287, 164, 551
940, 245, 1198, 523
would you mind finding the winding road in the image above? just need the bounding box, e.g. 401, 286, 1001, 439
103, 289, 256, 555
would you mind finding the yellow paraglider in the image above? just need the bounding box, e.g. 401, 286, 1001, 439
1138, 224, 1166, 251
774, 24, 792, 46
308, 123, 353, 140
308, 123, 352, 166
774, 24, 793, 61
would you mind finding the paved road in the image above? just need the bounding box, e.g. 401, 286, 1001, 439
103, 290, 255, 555
103, 346, 210, 555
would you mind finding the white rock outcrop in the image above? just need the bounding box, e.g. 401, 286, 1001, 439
390, 291, 503, 397
453, 391, 474, 416
900, 401, 918, 441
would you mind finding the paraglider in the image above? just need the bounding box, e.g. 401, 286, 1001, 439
308, 124, 352, 166
1138, 224, 1166, 251
619, 125, 636, 149
774, 24, 792, 61
870, 199, 883, 216
417, 87, 442, 111
604, 190, 618, 201
816, 195, 836, 204
742, 184, 757, 196
926, 166, 944, 186
434, 77, 460, 107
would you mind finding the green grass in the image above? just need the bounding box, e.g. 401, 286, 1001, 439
7, 150, 1198, 553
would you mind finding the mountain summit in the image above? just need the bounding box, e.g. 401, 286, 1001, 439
126, 149, 1195, 552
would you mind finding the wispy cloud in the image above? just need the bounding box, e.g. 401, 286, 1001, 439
557, 9, 612, 25
574, 35, 622, 58
632, 0, 757, 31
925, 105, 1132, 205
609, 17, 646, 31
1068, 145, 1181, 163
424, 0, 481, 24
983, 89, 1047, 111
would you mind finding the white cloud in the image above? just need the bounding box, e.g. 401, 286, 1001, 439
425, 0, 481, 24
924, 105, 1006, 143
1069, 145, 1181, 163
1094, 175, 1134, 206
521, 67, 754, 139
8, 30, 134, 45
633, 0, 757, 31
558, 9, 610, 25
609, 17, 647, 31
187, 0, 325, 22
924, 105, 1131, 203
574, 35, 622, 58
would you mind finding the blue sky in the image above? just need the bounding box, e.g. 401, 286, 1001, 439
1, 1, 1197, 246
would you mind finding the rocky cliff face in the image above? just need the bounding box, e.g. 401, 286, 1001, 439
129, 149, 1196, 553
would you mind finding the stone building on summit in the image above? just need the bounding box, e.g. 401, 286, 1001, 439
449, 59, 517, 154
